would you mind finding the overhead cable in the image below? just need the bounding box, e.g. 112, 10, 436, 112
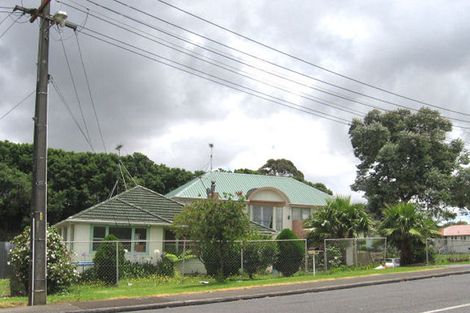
0, 90, 34, 121
106, 0, 470, 118
78, 29, 351, 125
155, 0, 465, 115
74, 31, 107, 152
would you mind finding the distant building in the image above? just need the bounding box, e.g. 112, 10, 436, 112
439, 225, 470, 253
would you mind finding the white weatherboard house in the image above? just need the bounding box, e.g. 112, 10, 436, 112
55, 186, 185, 261
55, 184, 275, 261
166, 171, 332, 236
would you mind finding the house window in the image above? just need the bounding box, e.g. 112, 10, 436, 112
252, 205, 273, 228
134, 228, 147, 253
61, 227, 68, 241
91, 226, 148, 253
292, 208, 312, 221
109, 227, 132, 250
92, 226, 106, 251
275, 207, 283, 231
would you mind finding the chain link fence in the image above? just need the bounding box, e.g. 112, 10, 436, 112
323, 237, 387, 271
426, 238, 470, 265
0, 236, 391, 297
64, 239, 313, 284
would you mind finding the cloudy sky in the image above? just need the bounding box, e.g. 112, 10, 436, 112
1, 0, 470, 203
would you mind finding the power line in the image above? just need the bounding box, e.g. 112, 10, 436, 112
0, 13, 21, 40
50, 77, 96, 151
71, 0, 470, 126
107, 0, 470, 119
0, 11, 12, 27
60, 1, 470, 130
155, 0, 470, 118
58, 29, 94, 151
62, 1, 364, 119
77, 22, 364, 119
0, 90, 34, 121
74, 31, 107, 152
78, 29, 351, 125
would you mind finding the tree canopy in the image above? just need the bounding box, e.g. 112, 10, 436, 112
0, 140, 197, 240
349, 108, 467, 217
258, 158, 305, 181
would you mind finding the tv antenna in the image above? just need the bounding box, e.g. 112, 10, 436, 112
209, 143, 214, 171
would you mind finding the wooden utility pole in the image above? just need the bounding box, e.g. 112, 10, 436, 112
14, 0, 76, 305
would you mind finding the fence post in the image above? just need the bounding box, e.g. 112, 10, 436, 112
240, 241, 244, 276
426, 238, 429, 266
384, 237, 387, 259
115, 241, 119, 285
324, 239, 328, 271
312, 252, 316, 276
182, 240, 186, 277
304, 239, 308, 273
354, 238, 357, 267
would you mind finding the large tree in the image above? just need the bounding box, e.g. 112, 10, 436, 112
0, 163, 31, 240
349, 108, 467, 217
258, 158, 305, 181
257, 158, 333, 195
0, 140, 197, 240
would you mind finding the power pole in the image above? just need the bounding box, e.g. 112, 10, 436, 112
14, 1, 76, 306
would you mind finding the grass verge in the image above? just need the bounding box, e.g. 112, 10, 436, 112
0, 265, 446, 308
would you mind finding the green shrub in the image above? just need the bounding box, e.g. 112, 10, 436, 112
273, 229, 304, 277
200, 242, 241, 280
123, 254, 177, 278
325, 245, 344, 269
243, 234, 278, 279
9, 226, 77, 295
78, 267, 98, 283
93, 235, 125, 285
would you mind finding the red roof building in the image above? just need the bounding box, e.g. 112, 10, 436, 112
440, 225, 470, 237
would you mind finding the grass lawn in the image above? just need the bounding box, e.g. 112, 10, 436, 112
0, 265, 443, 308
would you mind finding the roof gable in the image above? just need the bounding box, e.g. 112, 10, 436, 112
60, 185, 183, 225
166, 172, 332, 206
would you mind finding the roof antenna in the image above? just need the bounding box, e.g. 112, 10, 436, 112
116, 144, 128, 190
209, 143, 214, 172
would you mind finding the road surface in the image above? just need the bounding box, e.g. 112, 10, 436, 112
131, 273, 470, 313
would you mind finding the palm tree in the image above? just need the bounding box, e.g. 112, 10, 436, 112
380, 202, 438, 265
306, 196, 373, 244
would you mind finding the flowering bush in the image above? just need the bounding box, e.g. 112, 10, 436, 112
9, 226, 77, 296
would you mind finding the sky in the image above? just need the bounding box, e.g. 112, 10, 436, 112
1, 0, 470, 207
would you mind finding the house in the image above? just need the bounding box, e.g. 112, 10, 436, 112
439, 225, 470, 253
166, 171, 332, 236
55, 184, 274, 261
55, 185, 185, 260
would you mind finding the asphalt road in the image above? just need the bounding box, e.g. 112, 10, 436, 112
131, 273, 470, 313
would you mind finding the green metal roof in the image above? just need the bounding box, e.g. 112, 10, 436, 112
61, 185, 184, 225
166, 172, 332, 206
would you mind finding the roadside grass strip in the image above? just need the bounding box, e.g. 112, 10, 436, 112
0, 265, 443, 308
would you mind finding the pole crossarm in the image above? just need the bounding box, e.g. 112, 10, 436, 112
29, 0, 51, 23
14, 4, 77, 30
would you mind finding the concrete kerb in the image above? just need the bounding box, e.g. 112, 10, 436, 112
63, 268, 470, 313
